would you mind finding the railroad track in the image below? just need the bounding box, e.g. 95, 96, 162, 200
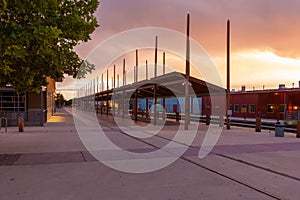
95, 114, 300, 200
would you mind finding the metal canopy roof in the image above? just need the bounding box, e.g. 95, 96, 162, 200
95, 71, 225, 101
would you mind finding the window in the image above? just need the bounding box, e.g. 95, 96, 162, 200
234, 104, 240, 112
241, 104, 247, 113
249, 104, 255, 113
0, 90, 25, 112
279, 104, 285, 112
267, 104, 274, 113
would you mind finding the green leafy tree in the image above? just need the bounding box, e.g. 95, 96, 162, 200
65, 99, 73, 106
56, 93, 65, 108
0, 0, 99, 93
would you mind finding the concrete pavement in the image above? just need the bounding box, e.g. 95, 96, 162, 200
0, 109, 299, 200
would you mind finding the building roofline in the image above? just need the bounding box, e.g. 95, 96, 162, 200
231, 87, 300, 95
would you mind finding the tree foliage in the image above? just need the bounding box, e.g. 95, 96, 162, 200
0, 0, 99, 93
55, 92, 65, 108
77, 59, 95, 79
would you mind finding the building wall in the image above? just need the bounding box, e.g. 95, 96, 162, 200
287, 92, 300, 111
46, 77, 56, 120
201, 89, 300, 120
257, 92, 285, 119
27, 91, 47, 124
227, 89, 300, 120
201, 95, 226, 116
286, 91, 300, 119
231, 92, 258, 118
0, 77, 56, 126
27, 92, 42, 109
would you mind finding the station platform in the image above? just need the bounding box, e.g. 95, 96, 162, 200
0, 108, 299, 200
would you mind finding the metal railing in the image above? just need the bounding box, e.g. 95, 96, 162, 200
0, 110, 46, 126
0, 116, 7, 132
285, 111, 300, 120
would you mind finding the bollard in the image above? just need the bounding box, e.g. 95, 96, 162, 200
175, 112, 179, 122
297, 120, 300, 138
18, 116, 24, 132
219, 115, 224, 127
255, 117, 261, 132
206, 115, 211, 125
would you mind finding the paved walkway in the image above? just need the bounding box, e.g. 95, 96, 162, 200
0, 109, 299, 200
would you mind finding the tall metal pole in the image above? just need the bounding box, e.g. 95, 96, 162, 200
88, 81, 90, 95
96, 76, 99, 113
106, 69, 109, 115
113, 64, 116, 89
93, 79, 95, 94
226, 19, 231, 130
83, 86, 86, 110
87, 82, 89, 95
92, 80, 93, 94
134, 90, 137, 121
112, 76, 115, 116
123, 59, 126, 86
134, 66, 136, 82
40, 86, 43, 125
163, 52, 166, 75
117, 74, 119, 88
146, 60, 148, 80
146, 98, 149, 119
96, 76, 99, 93
154, 85, 157, 125
184, 13, 190, 130
92, 80, 93, 95
154, 36, 158, 124
117, 74, 119, 114
101, 73, 104, 91
136, 49, 138, 82
163, 52, 166, 120
107, 69, 109, 90
122, 59, 125, 118
154, 36, 158, 77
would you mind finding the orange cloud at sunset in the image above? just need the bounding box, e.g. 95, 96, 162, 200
58, 0, 300, 100
229, 50, 300, 89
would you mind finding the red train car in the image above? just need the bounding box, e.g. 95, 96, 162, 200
202, 86, 300, 120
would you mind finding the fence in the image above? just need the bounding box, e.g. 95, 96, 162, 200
0, 110, 46, 126
285, 111, 300, 120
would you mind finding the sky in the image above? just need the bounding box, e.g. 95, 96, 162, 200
57, 0, 300, 100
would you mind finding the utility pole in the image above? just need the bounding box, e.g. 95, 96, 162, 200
154, 36, 158, 77
226, 19, 231, 130
184, 13, 190, 130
